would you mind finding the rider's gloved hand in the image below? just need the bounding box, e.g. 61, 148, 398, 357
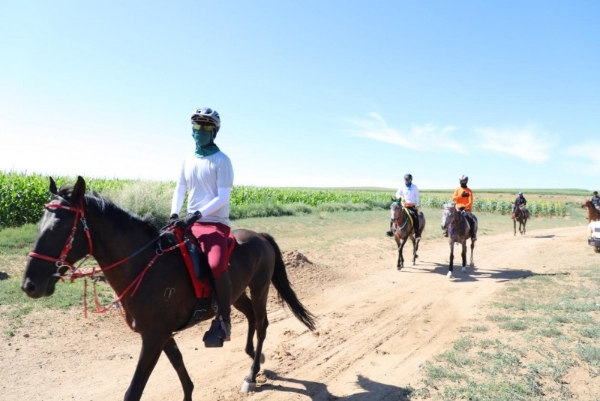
461, 191, 469, 197
168, 213, 179, 226
458, 206, 466, 211
176, 211, 202, 229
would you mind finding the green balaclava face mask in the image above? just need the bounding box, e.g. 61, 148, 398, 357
192, 124, 220, 157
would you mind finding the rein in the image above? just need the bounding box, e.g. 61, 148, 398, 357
393, 205, 411, 232
28, 199, 187, 317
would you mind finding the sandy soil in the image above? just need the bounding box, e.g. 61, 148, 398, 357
2, 225, 598, 400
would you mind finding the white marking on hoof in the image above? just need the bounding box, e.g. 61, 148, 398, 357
447, 271, 453, 278
241, 380, 256, 393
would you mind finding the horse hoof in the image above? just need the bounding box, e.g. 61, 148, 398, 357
241, 380, 256, 393
461, 267, 466, 273
447, 271, 453, 278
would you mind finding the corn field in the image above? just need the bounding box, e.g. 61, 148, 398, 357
419, 196, 567, 217
1, 172, 568, 228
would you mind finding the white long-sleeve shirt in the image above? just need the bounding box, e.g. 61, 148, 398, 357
395, 184, 420, 207
171, 151, 234, 226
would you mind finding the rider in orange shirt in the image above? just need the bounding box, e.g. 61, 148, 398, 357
444, 175, 477, 240
452, 175, 473, 212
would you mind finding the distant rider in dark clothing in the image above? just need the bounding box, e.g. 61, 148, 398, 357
512, 192, 527, 218
592, 191, 600, 212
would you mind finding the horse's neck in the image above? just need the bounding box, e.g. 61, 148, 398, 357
87, 208, 158, 281
453, 212, 468, 232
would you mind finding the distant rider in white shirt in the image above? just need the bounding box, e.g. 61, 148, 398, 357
386, 173, 421, 239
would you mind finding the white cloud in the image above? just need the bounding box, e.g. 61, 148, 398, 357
564, 142, 600, 175
350, 113, 468, 154
474, 125, 555, 163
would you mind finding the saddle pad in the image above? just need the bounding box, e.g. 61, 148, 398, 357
174, 228, 235, 299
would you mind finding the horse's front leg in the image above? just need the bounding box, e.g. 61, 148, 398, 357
469, 238, 475, 267
163, 337, 194, 401
125, 334, 169, 401
513, 218, 516, 236
461, 241, 468, 273
448, 241, 455, 278
397, 238, 406, 270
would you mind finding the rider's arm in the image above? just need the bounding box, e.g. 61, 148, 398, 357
198, 187, 232, 216
170, 163, 187, 216
465, 189, 474, 210
451, 187, 461, 203
415, 186, 420, 207
198, 154, 234, 217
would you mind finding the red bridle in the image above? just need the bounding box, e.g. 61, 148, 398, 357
27, 198, 187, 319
28, 200, 94, 275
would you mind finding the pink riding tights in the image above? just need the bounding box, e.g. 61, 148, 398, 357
190, 222, 231, 279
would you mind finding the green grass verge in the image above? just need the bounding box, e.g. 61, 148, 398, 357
413, 267, 600, 400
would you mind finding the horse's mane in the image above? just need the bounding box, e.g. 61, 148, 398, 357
57, 185, 160, 237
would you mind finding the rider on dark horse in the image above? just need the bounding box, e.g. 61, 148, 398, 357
592, 191, 600, 213
446, 175, 477, 240
512, 192, 527, 218
169, 107, 234, 343
386, 173, 421, 239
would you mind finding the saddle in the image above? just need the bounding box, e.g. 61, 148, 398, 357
173, 227, 235, 324
517, 204, 529, 219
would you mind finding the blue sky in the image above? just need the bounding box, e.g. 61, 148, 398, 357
1, 1, 599, 190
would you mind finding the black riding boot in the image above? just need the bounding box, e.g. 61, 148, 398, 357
467, 217, 476, 240
215, 270, 232, 340
386, 219, 394, 237
412, 209, 420, 239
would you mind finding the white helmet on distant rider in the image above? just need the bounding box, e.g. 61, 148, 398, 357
459, 175, 468, 184
191, 108, 221, 135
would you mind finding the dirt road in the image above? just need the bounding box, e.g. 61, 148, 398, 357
1, 224, 595, 400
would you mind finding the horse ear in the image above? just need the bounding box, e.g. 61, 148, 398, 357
49, 177, 58, 195
72, 176, 87, 199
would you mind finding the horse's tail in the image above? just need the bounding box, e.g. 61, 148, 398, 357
259, 232, 317, 331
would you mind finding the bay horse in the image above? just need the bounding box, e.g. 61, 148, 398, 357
441, 203, 477, 278
513, 204, 529, 236
581, 200, 600, 223
21, 176, 316, 401
390, 200, 426, 270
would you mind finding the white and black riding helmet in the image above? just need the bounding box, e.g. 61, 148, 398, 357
459, 175, 468, 184
404, 173, 413, 181
191, 108, 221, 135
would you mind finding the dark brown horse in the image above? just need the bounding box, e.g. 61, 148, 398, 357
513, 204, 529, 236
21, 176, 316, 401
582, 200, 600, 223
390, 200, 426, 270
441, 203, 477, 278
